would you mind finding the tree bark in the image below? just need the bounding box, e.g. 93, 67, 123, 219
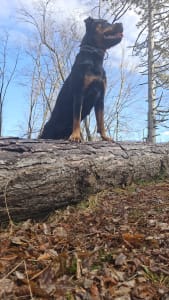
147, 0, 156, 143
0, 138, 169, 224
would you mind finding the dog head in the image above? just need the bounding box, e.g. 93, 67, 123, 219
82, 17, 123, 50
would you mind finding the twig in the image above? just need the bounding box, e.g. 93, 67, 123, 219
24, 260, 34, 300
1, 260, 24, 280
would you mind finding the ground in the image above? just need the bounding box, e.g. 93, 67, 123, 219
0, 180, 169, 299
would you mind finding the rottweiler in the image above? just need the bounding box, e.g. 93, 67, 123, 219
40, 17, 123, 142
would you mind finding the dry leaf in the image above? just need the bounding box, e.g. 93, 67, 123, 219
37, 253, 51, 261
15, 270, 25, 280
0, 278, 14, 297
122, 233, 145, 246
90, 283, 100, 300
115, 253, 127, 266
131, 283, 156, 299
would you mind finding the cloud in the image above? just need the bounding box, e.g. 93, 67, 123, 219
162, 131, 169, 136
0, 0, 140, 70
19, 0, 88, 20
0, 0, 87, 21
0, 0, 139, 41
107, 10, 140, 71
121, 10, 139, 44
0, 1, 14, 18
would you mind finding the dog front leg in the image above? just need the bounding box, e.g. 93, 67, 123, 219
69, 95, 83, 142
95, 100, 112, 141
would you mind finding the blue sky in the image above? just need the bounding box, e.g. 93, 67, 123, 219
0, 0, 168, 141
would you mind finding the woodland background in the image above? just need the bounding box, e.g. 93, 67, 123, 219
0, 2, 169, 298
1, 0, 169, 143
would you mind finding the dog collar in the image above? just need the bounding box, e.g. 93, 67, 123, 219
80, 45, 105, 58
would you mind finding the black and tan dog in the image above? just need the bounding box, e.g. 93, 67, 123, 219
40, 17, 123, 142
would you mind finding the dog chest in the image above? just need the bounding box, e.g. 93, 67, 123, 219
83, 74, 106, 90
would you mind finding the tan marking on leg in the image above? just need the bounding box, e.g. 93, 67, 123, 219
95, 109, 112, 141
69, 118, 81, 142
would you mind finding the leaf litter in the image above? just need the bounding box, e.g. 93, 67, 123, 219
0, 180, 169, 299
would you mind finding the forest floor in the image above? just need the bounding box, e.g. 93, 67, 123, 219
0, 179, 169, 299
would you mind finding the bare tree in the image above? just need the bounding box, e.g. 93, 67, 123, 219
93, 0, 135, 22
105, 0, 169, 142
132, 0, 169, 142
0, 32, 19, 136
22, 41, 61, 138
147, 0, 156, 143
18, 0, 81, 137
106, 52, 138, 141
17, 0, 139, 140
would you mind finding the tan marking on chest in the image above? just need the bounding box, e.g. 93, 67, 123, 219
84, 74, 104, 90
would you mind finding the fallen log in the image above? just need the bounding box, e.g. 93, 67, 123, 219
0, 138, 169, 224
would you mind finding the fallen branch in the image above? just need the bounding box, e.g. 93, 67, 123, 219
0, 138, 169, 224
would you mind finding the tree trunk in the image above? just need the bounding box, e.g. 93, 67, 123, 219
0, 138, 169, 224
147, 0, 156, 143
0, 103, 2, 137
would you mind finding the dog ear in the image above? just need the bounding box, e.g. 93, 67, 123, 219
84, 17, 94, 31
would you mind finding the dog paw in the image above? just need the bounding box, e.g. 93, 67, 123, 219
101, 135, 114, 142
69, 134, 81, 143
